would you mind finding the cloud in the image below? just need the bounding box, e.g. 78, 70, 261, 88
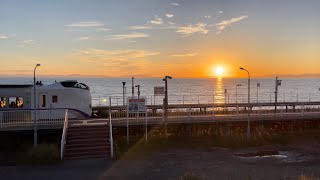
171, 53, 198, 57
176, 23, 209, 36
171, 2, 179, 6
149, 16, 163, 25
0, 34, 9, 39
97, 28, 109, 31
22, 39, 34, 44
216, 15, 248, 34
66, 21, 104, 28
0, 33, 15, 39
128, 25, 152, 30
219, 11, 223, 14
106, 33, 149, 40
168, 22, 176, 25
204, 15, 211, 19
72, 48, 159, 64
166, 14, 174, 18
76, 36, 90, 41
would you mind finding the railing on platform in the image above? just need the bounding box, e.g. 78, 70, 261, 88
60, 109, 69, 160
0, 109, 83, 130
92, 93, 320, 106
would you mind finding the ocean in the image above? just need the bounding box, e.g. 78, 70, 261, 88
0, 77, 319, 106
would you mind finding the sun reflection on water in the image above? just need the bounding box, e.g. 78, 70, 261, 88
214, 77, 225, 104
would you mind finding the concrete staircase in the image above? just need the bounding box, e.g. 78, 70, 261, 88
64, 124, 111, 160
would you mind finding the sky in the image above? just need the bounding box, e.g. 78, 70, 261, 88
0, 0, 320, 78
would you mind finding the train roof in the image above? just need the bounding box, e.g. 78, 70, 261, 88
0, 80, 89, 90
0, 85, 33, 88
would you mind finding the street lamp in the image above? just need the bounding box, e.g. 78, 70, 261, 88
236, 84, 242, 104
33, 63, 41, 147
163, 75, 172, 136
257, 82, 260, 103
135, 85, 140, 98
122, 82, 126, 106
131, 77, 134, 98
224, 89, 227, 104
239, 67, 251, 138
274, 77, 282, 111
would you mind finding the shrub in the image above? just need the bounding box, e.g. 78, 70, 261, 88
180, 171, 203, 180
22, 143, 60, 165
299, 174, 318, 180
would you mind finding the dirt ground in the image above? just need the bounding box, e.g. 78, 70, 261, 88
1, 141, 320, 180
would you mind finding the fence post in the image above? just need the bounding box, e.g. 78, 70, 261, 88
183, 95, 185, 104
188, 107, 191, 121
302, 103, 304, 118
236, 105, 239, 119
0, 112, 2, 128
145, 102, 148, 143
109, 97, 114, 158
126, 98, 129, 145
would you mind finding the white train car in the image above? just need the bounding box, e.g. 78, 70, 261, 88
0, 80, 92, 120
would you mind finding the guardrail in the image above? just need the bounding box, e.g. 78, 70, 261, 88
60, 109, 69, 160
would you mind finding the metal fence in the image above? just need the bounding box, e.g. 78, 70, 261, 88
0, 109, 81, 129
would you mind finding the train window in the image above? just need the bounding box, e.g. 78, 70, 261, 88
42, 95, 46, 107
52, 95, 58, 103
0, 97, 7, 108
8, 97, 23, 108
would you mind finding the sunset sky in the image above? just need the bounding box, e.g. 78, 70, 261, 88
0, 0, 319, 78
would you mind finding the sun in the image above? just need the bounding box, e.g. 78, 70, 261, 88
215, 66, 224, 76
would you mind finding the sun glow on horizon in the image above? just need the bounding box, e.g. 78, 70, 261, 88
215, 66, 224, 77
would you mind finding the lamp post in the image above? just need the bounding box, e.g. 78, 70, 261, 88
239, 67, 250, 138
236, 84, 242, 104
257, 82, 260, 103
163, 75, 172, 136
274, 77, 282, 111
122, 82, 126, 106
224, 89, 227, 104
135, 85, 140, 98
33, 63, 41, 148
131, 77, 134, 98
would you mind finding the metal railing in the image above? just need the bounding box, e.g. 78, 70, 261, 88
60, 109, 69, 160
93, 93, 320, 107
0, 109, 84, 130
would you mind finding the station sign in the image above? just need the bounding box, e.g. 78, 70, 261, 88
154, 86, 165, 96
128, 98, 146, 112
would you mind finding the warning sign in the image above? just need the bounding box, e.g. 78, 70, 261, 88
128, 98, 146, 112
154, 86, 165, 96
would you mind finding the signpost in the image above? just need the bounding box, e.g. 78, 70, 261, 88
126, 97, 148, 144
154, 86, 165, 105
154, 86, 165, 96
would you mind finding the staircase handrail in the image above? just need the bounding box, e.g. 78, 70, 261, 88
60, 109, 69, 160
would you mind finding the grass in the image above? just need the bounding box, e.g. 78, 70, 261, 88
180, 171, 203, 180
20, 143, 61, 165
113, 129, 320, 159
299, 175, 319, 180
